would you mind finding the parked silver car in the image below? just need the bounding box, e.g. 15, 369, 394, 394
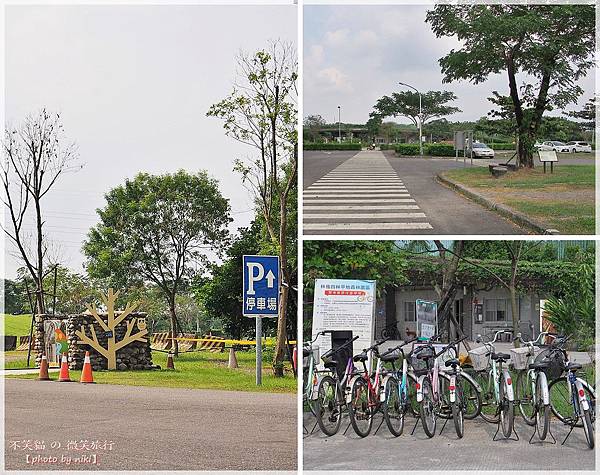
565, 141, 592, 153
467, 142, 495, 158
537, 141, 571, 153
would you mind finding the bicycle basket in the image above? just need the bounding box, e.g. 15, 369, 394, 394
509, 346, 538, 370
468, 346, 490, 371
303, 346, 319, 369
534, 348, 566, 380
410, 346, 435, 374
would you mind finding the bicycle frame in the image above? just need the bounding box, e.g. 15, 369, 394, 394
480, 332, 514, 404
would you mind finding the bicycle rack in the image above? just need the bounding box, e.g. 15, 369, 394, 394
528, 423, 557, 445
560, 417, 583, 446
491, 409, 520, 442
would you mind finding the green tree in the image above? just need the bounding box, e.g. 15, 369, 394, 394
303, 114, 326, 142
564, 97, 596, 136
1, 278, 27, 314
371, 90, 460, 135
426, 4, 595, 167
208, 40, 297, 376
83, 170, 231, 356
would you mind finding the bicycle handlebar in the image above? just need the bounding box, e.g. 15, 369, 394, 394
379, 336, 419, 358
320, 335, 360, 360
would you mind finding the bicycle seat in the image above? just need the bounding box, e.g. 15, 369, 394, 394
444, 358, 460, 367
303, 348, 311, 358
353, 351, 368, 363
380, 350, 401, 362
566, 362, 582, 371
528, 361, 550, 370
491, 352, 510, 362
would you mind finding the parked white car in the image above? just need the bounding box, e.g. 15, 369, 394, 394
537, 141, 571, 153
565, 141, 592, 153
467, 142, 495, 158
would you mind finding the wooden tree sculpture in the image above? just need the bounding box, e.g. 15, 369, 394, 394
75, 288, 147, 370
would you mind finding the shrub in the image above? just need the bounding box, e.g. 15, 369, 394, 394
394, 143, 421, 155
425, 143, 455, 156
379, 144, 395, 150
490, 143, 516, 150
303, 142, 362, 151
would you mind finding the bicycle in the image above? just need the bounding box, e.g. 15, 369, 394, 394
346, 338, 391, 437
412, 336, 464, 438
315, 335, 360, 436
303, 331, 326, 421
544, 335, 596, 449
468, 330, 516, 439
512, 332, 552, 441
378, 337, 419, 437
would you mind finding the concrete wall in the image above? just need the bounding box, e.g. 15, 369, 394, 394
393, 286, 542, 340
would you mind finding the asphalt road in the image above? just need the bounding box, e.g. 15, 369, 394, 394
303, 411, 596, 471
303, 150, 523, 235
5, 379, 297, 471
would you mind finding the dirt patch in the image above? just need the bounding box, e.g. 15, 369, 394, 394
487, 187, 594, 204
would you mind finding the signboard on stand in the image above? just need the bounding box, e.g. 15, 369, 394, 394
416, 299, 438, 339
311, 279, 376, 369
243, 255, 280, 386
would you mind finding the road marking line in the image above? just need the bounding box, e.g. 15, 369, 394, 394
304, 212, 427, 219
304, 223, 434, 230
303, 205, 420, 210
303, 198, 417, 203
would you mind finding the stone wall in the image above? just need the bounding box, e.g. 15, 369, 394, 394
34, 312, 155, 370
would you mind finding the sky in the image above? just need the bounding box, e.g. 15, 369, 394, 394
3, 4, 296, 279
304, 4, 595, 125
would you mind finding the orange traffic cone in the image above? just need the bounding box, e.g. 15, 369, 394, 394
80, 351, 95, 384
57, 353, 72, 382
166, 352, 175, 370
37, 353, 51, 381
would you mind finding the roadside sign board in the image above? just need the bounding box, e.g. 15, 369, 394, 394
242, 255, 279, 318
311, 279, 376, 369
538, 150, 558, 162
416, 299, 437, 339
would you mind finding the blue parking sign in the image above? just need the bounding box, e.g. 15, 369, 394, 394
243, 255, 279, 317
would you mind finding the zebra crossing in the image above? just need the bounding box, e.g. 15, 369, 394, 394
303, 150, 432, 233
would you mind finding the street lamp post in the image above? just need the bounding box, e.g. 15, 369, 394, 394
398, 82, 423, 156
337, 105, 341, 143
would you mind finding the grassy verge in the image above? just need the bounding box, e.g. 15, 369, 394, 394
4, 350, 297, 393
441, 165, 595, 234
2, 314, 33, 336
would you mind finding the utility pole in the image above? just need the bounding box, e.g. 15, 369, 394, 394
399, 82, 423, 156
338, 105, 341, 143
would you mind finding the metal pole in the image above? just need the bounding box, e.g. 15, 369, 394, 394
338, 106, 341, 143
24, 280, 35, 368
52, 265, 58, 316
256, 316, 262, 385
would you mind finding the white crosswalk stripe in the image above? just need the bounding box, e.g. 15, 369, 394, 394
303, 150, 432, 233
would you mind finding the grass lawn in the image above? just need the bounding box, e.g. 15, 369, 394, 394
441, 165, 595, 234
4, 349, 297, 393
2, 314, 33, 336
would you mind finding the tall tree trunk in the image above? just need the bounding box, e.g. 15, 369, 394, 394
34, 195, 46, 315
168, 296, 179, 356
273, 196, 288, 377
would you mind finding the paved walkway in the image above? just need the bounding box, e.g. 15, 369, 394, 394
303, 150, 433, 233
5, 378, 297, 471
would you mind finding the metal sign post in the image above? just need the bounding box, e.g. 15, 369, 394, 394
243, 255, 280, 386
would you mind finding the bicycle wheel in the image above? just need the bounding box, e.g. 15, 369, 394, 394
419, 377, 436, 438
581, 406, 595, 449
499, 372, 514, 438
515, 370, 535, 426
451, 381, 465, 438
471, 369, 499, 423
348, 376, 373, 438
549, 376, 596, 427
535, 376, 550, 440
383, 376, 404, 437
316, 375, 342, 436
459, 373, 482, 420
437, 374, 452, 420
303, 368, 318, 417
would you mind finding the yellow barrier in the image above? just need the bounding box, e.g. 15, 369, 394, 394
173, 336, 296, 347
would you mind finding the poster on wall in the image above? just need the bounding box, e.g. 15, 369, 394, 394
416, 299, 438, 339
311, 279, 376, 368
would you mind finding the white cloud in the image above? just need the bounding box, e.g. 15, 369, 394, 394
324, 28, 349, 46
355, 29, 378, 47
316, 67, 353, 92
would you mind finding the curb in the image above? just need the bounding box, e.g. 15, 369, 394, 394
436, 173, 559, 235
